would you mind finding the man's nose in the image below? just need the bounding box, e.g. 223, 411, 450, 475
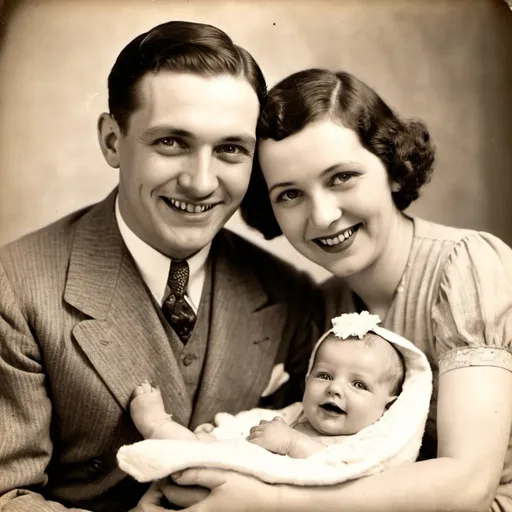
309, 192, 342, 230
178, 150, 219, 198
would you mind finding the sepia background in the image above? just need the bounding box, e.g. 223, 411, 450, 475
0, 0, 511, 281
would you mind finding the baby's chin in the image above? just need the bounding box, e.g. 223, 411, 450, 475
311, 420, 355, 437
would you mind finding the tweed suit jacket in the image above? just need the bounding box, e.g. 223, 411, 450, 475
0, 191, 323, 512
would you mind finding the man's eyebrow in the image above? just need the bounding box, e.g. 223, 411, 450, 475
220, 135, 256, 146
141, 126, 193, 139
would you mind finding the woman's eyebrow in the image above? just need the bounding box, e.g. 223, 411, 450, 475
268, 181, 295, 194
321, 162, 362, 176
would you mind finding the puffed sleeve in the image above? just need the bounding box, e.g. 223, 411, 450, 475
432, 232, 512, 375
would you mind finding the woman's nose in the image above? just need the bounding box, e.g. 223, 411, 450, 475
309, 192, 342, 229
178, 151, 219, 198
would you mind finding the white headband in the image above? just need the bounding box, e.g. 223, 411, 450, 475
306, 311, 411, 378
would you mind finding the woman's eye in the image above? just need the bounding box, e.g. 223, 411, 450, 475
331, 172, 354, 185
353, 381, 368, 391
277, 189, 302, 202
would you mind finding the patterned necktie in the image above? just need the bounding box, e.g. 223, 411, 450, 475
162, 260, 197, 344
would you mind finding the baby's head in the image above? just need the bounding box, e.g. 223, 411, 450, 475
303, 315, 405, 437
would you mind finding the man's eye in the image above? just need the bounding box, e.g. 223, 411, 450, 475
277, 189, 302, 202
218, 144, 244, 155
331, 172, 354, 185
216, 144, 251, 163
353, 381, 368, 391
155, 137, 185, 149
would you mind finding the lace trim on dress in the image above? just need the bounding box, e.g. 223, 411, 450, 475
439, 346, 512, 375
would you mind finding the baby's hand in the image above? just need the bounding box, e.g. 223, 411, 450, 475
246, 417, 297, 455
193, 422, 216, 442
193, 423, 215, 435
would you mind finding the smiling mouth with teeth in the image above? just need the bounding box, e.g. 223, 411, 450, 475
316, 223, 361, 246
320, 402, 346, 415
163, 197, 216, 214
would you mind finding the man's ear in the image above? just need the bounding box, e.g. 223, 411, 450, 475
97, 113, 121, 169
385, 395, 398, 410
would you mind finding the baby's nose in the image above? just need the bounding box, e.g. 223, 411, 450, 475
327, 380, 344, 397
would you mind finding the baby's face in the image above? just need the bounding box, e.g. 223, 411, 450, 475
303, 335, 397, 436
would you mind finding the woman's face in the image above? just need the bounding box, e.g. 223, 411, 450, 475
258, 119, 401, 278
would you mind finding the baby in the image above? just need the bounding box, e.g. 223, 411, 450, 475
129, 312, 405, 459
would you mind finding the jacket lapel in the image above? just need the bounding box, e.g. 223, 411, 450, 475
64, 192, 191, 425
191, 232, 286, 427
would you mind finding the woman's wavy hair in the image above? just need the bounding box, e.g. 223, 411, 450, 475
241, 69, 435, 240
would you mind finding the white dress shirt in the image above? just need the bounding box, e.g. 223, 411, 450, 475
115, 197, 210, 312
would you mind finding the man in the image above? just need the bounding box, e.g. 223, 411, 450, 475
0, 21, 322, 511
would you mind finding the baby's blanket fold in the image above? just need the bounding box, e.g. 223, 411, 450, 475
117, 325, 432, 485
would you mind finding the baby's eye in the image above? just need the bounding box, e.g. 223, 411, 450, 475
353, 381, 368, 391
317, 372, 332, 381
277, 189, 302, 202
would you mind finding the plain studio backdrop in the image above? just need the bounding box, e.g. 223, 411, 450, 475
0, 0, 511, 282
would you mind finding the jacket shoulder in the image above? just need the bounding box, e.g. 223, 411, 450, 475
0, 204, 94, 279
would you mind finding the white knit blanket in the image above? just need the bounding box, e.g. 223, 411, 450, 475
117, 326, 432, 486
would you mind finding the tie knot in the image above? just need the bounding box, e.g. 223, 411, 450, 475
168, 260, 189, 298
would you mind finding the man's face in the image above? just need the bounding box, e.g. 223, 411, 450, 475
115, 71, 259, 259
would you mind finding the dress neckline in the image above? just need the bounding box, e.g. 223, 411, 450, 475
349, 216, 418, 325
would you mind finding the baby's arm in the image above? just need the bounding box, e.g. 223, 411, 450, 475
247, 417, 325, 458
130, 381, 200, 441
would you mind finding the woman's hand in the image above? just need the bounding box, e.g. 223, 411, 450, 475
161, 468, 280, 512
129, 481, 168, 512
157, 477, 210, 509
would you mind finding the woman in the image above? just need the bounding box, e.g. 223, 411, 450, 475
165, 69, 512, 511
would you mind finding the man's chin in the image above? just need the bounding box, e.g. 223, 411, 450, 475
154, 212, 236, 258
161, 244, 208, 260
159, 232, 218, 260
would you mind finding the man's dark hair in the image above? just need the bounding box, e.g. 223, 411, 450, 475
241, 69, 435, 240
108, 21, 267, 133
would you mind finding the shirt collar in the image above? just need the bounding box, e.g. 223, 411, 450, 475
115, 196, 210, 307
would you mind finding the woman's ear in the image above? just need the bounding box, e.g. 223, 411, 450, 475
97, 113, 121, 169
391, 182, 401, 193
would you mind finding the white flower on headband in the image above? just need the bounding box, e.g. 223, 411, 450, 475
331, 311, 382, 340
